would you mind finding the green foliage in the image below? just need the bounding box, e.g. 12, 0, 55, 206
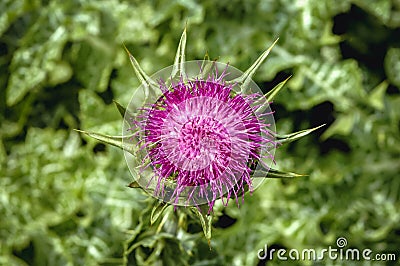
1, 0, 399, 265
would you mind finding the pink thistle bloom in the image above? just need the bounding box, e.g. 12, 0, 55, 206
74, 29, 324, 245
126, 61, 277, 212
77, 30, 321, 232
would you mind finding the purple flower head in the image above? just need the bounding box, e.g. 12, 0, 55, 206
76, 29, 322, 230
119, 30, 282, 212
124, 60, 277, 212
74, 29, 323, 246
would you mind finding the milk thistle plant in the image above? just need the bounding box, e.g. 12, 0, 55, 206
76, 28, 322, 241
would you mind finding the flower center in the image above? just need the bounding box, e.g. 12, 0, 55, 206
157, 95, 236, 173
178, 116, 231, 170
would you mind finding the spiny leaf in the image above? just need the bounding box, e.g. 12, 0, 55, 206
127, 181, 141, 188
73, 129, 137, 155
229, 166, 304, 200
253, 168, 306, 178
266, 168, 306, 178
123, 44, 158, 100
274, 124, 325, 145
198, 59, 216, 80
254, 76, 290, 114
228, 38, 279, 93
265, 76, 291, 102
156, 208, 176, 234
113, 100, 128, 118
171, 27, 187, 79
113, 100, 136, 124
151, 201, 170, 225
190, 206, 213, 246
203, 51, 210, 61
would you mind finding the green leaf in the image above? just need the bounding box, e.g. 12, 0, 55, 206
353, 0, 391, 25
321, 114, 354, 140
367, 81, 388, 111
280, 59, 364, 111
228, 38, 279, 93
123, 44, 159, 100
171, 27, 187, 79
6, 21, 68, 106
150, 201, 170, 225
263, 168, 306, 178
113, 100, 127, 119
72, 38, 114, 93
274, 124, 325, 144
73, 129, 137, 155
384, 47, 400, 87
265, 76, 291, 102
113, 100, 136, 124
190, 206, 213, 246
228, 166, 304, 201
127, 181, 141, 188
78, 90, 120, 131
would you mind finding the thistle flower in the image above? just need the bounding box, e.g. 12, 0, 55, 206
129, 61, 277, 211
76, 28, 323, 229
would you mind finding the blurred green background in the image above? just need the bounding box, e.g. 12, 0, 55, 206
1, 0, 400, 265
